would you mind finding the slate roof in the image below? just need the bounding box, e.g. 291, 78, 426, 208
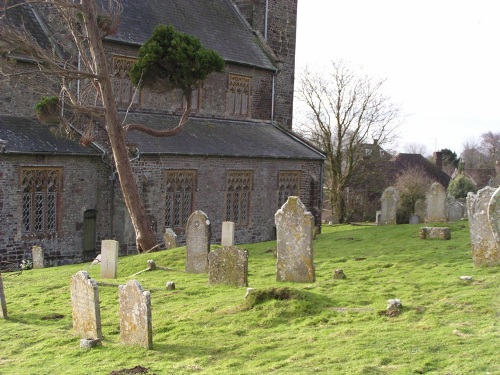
389, 153, 451, 188
107, 0, 277, 71
124, 113, 325, 160
0, 116, 100, 156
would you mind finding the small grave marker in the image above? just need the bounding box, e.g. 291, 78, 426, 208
100, 240, 119, 279
208, 246, 248, 287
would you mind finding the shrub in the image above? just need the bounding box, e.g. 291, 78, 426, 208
448, 173, 477, 199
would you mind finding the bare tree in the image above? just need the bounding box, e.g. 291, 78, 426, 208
479, 131, 500, 165
461, 138, 485, 169
394, 165, 433, 223
297, 61, 400, 223
0, 1, 223, 252
403, 143, 429, 156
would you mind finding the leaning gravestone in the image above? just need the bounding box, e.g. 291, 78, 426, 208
208, 246, 248, 287
380, 187, 399, 225
100, 240, 119, 279
425, 182, 447, 223
163, 228, 178, 249
0, 273, 7, 319
466, 186, 499, 266
185, 210, 211, 273
32, 246, 44, 269
70, 271, 102, 339
275, 196, 315, 283
221, 221, 235, 246
118, 280, 153, 350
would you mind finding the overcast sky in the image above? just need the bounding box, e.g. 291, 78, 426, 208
293, 0, 500, 155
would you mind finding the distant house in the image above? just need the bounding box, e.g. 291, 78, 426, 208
340, 148, 451, 223
0, 0, 325, 268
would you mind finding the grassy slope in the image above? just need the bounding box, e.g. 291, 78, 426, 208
0, 222, 499, 375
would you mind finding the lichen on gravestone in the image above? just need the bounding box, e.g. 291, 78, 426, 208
69, 271, 102, 339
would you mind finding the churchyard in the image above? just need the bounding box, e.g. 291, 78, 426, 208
0, 220, 499, 374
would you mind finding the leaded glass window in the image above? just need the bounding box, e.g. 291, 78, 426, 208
164, 170, 196, 231
227, 74, 251, 116
20, 168, 62, 234
112, 56, 140, 106
225, 171, 252, 226
278, 171, 301, 208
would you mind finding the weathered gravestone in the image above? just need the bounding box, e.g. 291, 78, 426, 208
485, 186, 500, 266
221, 221, 235, 246
208, 246, 249, 287
380, 187, 399, 225
447, 201, 465, 222
100, 240, 119, 279
185, 210, 211, 273
0, 273, 7, 319
118, 280, 153, 350
32, 246, 44, 269
466, 186, 500, 266
425, 182, 447, 223
163, 228, 178, 249
275, 196, 315, 283
70, 271, 102, 339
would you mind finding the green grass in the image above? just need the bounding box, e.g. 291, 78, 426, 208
1, 222, 499, 375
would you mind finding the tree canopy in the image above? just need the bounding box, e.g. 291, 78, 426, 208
130, 24, 225, 96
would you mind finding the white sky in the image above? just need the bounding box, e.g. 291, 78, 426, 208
293, 0, 500, 156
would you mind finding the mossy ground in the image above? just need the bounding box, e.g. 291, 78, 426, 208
1, 222, 499, 374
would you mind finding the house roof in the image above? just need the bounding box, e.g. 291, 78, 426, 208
124, 113, 325, 160
389, 153, 451, 188
0, 116, 101, 156
107, 0, 277, 71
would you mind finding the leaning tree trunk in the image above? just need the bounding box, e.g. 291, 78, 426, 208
81, 0, 157, 252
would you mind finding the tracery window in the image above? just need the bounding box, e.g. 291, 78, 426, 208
164, 170, 196, 231
278, 171, 301, 208
112, 56, 140, 106
20, 167, 62, 234
227, 74, 251, 116
225, 171, 252, 226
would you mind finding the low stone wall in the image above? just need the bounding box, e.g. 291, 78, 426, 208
419, 227, 451, 240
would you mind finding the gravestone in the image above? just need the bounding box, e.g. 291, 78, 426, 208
163, 228, 177, 249
118, 280, 153, 349
275, 196, 315, 283
380, 187, 399, 225
466, 186, 499, 266
100, 240, 119, 279
485, 186, 500, 266
32, 246, 44, 269
375, 210, 382, 225
185, 210, 211, 273
70, 271, 102, 339
419, 227, 451, 240
425, 182, 447, 223
208, 246, 248, 287
221, 221, 235, 246
0, 273, 7, 319
447, 201, 465, 222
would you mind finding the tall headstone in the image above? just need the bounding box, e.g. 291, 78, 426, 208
425, 182, 447, 223
32, 246, 44, 269
100, 240, 119, 279
118, 280, 153, 349
466, 186, 499, 266
185, 210, 211, 273
208, 246, 248, 287
70, 271, 102, 339
485, 186, 500, 266
275, 196, 315, 283
380, 187, 399, 225
0, 273, 7, 319
221, 221, 235, 246
163, 228, 178, 249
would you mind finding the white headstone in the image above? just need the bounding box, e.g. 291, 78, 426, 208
221, 221, 235, 246
32, 246, 44, 269
100, 240, 119, 279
